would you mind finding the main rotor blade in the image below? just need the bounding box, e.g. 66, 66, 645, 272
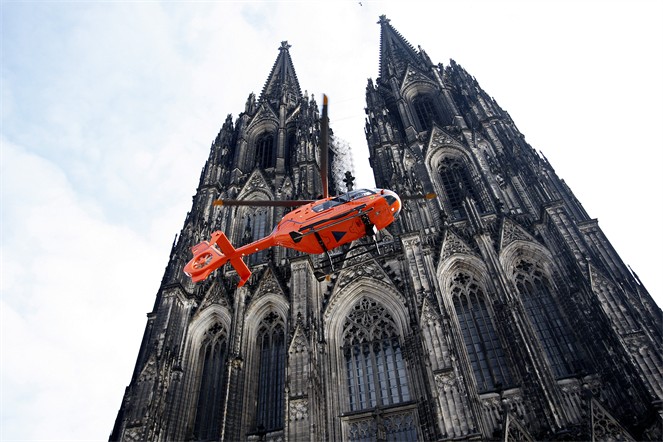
320, 94, 329, 199
213, 199, 315, 207
401, 192, 437, 201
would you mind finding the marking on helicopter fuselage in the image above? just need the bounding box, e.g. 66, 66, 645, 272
332, 231, 347, 242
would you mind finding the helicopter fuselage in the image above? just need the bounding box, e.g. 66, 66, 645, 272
272, 188, 401, 254
183, 188, 402, 284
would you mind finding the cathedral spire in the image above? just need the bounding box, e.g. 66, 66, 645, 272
377, 15, 427, 80
259, 41, 302, 108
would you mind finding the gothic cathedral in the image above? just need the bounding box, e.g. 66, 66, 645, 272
110, 16, 662, 441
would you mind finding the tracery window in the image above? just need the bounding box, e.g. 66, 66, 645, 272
514, 260, 581, 378
255, 132, 275, 169
285, 130, 297, 170
413, 95, 441, 132
439, 157, 483, 219
451, 272, 513, 393
240, 208, 270, 264
255, 312, 286, 432
341, 298, 418, 441
342, 298, 412, 412
193, 323, 228, 440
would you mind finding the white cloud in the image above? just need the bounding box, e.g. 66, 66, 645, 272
1, 140, 164, 439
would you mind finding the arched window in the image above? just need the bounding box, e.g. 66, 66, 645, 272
413, 95, 441, 131
514, 260, 581, 378
341, 298, 419, 442
239, 207, 270, 264
439, 157, 483, 219
194, 323, 228, 440
255, 132, 275, 169
342, 298, 411, 412
451, 272, 513, 393
285, 130, 297, 171
255, 312, 286, 432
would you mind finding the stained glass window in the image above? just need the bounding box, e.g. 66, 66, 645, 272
342, 298, 411, 412
438, 157, 482, 219
255, 312, 286, 432
255, 132, 275, 169
413, 95, 441, 132
194, 323, 228, 440
451, 272, 513, 393
514, 260, 581, 378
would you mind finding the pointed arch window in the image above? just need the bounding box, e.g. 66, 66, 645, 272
514, 260, 581, 378
285, 130, 297, 171
439, 157, 483, 219
342, 298, 412, 412
239, 207, 270, 264
255, 132, 275, 169
194, 323, 228, 440
451, 272, 513, 393
255, 312, 286, 432
413, 94, 441, 132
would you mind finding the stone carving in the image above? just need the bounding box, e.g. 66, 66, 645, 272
499, 218, 535, 250
256, 270, 283, 297
347, 418, 376, 440
428, 126, 465, 152
336, 261, 383, 290
504, 413, 534, 442
591, 399, 636, 441
289, 399, 309, 422
197, 284, 229, 312
238, 171, 273, 199
124, 427, 144, 442
403, 66, 432, 86
383, 411, 416, 434
434, 370, 457, 391
440, 229, 477, 262
420, 296, 441, 325
289, 324, 308, 354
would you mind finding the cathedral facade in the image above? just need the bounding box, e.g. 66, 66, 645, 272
110, 17, 662, 441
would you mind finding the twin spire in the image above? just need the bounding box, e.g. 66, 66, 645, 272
259, 41, 303, 106
258, 16, 423, 106
377, 15, 429, 80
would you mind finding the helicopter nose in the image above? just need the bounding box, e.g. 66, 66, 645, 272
382, 189, 402, 218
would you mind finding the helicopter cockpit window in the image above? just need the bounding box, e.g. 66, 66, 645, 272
312, 189, 375, 213
345, 189, 375, 200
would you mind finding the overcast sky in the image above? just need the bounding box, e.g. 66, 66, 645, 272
2, 1, 661, 440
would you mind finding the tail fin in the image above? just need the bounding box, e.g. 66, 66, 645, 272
183, 231, 252, 286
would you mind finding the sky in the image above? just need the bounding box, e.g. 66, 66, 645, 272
1, 1, 661, 440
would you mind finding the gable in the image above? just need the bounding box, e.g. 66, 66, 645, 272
498, 217, 539, 251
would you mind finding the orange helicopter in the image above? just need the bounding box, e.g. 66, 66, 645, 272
183, 95, 435, 286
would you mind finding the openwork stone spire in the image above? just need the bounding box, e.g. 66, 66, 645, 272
259, 40, 302, 108
378, 15, 428, 80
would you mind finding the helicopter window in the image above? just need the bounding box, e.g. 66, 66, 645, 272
346, 189, 375, 200
311, 189, 375, 213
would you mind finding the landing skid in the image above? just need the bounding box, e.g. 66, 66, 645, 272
289, 206, 374, 243
312, 238, 397, 282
